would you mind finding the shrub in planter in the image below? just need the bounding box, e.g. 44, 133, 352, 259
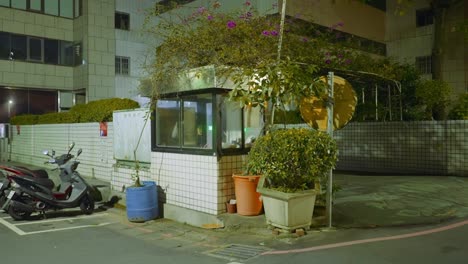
246, 128, 338, 193
246, 128, 338, 230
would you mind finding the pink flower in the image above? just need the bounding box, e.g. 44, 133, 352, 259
227, 20, 236, 29
207, 15, 213, 21
270, 30, 278, 36
244, 1, 251, 6
325, 59, 331, 64
262, 30, 270, 36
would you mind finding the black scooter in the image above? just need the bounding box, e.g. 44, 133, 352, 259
4, 143, 99, 220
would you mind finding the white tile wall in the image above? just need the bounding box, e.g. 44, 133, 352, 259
10, 123, 114, 182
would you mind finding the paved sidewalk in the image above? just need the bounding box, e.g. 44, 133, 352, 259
3, 160, 468, 253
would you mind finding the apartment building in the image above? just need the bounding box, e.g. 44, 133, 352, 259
1, 0, 464, 123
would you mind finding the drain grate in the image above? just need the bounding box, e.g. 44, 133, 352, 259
205, 244, 267, 261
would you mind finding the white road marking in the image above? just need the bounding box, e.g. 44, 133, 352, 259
24, 222, 115, 235
0, 217, 26, 235
0, 212, 114, 236
15, 213, 108, 226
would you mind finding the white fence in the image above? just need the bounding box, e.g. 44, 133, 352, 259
9, 123, 114, 182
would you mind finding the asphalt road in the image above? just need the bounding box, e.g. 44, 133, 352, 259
2, 208, 468, 264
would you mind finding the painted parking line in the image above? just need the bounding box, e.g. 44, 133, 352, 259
0, 212, 114, 236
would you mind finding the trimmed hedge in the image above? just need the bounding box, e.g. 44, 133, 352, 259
11, 98, 139, 125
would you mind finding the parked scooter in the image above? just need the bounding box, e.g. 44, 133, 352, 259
0, 161, 55, 209
4, 143, 99, 220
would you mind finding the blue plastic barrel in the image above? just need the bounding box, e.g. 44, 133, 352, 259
126, 181, 158, 222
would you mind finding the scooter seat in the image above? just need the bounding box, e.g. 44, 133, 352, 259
30, 169, 49, 178
34, 177, 55, 190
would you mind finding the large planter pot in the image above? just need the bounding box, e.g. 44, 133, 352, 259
232, 174, 263, 216
126, 181, 159, 222
257, 176, 317, 231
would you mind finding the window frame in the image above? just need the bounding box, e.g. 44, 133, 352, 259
416, 8, 434, 28
27, 36, 44, 62
152, 88, 258, 156
115, 12, 130, 30
115, 56, 130, 75
2, 0, 81, 19
415, 55, 432, 75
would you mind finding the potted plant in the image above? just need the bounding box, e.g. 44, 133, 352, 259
124, 110, 159, 223
246, 128, 337, 231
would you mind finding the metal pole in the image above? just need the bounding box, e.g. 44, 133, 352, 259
375, 85, 378, 121
388, 84, 392, 121
277, 0, 287, 62
326, 72, 334, 229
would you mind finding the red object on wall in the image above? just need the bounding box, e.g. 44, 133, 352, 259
100, 122, 108, 137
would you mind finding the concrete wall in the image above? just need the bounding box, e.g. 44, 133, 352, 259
286, 0, 386, 42
334, 120, 468, 176
9, 123, 114, 182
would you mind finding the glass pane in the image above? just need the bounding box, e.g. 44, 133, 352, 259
30, 0, 42, 11
0, 0, 10, 7
115, 57, 121, 74
122, 58, 129, 75
44, 0, 59, 15
221, 98, 242, 149
183, 94, 213, 149
243, 105, 263, 148
156, 100, 180, 147
74, 0, 81, 17
44, 39, 59, 64
28, 38, 43, 61
59, 41, 73, 65
10, 35, 27, 60
60, 0, 73, 18
11, 0, 26, 9
0, 32, 10, 59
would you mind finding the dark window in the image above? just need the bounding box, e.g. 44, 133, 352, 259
115, 12, 130, 30
0, 32, 10, 59
10, 35, 27, 60
44, 39, 59, 64
28, 37, 43, 61
0, 88, 58, 123
416, 56, 432, 74
59, 41, 74, 65
115, 56, 130, 75
74, 0, 82, 18
416, 8, 433, 27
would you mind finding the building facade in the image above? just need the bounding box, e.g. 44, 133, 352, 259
386, 0, 467, 98
1, 0, 465, 123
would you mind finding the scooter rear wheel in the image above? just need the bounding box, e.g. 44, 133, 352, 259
80, 194, 94, 215
8, 204, 32, 221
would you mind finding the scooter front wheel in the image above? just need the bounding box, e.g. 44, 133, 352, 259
8, 204, 32, 221
80, 194, 94, 215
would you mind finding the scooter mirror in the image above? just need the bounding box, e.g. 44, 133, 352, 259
42, 150, 49, 156
68, 142, 75, 152
77, 148, 82, 157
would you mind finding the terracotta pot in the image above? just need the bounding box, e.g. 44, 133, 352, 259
226, 202, 237, 214
232, 174, 263, 216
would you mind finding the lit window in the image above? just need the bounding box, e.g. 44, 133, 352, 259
415, 56, 432, 75
115, 12, 130, 30
115, 56, 130, 75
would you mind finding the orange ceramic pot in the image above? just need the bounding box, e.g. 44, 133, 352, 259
232, 174, 263, 216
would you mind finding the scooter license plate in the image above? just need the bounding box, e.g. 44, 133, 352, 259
6, 190, 14, 199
